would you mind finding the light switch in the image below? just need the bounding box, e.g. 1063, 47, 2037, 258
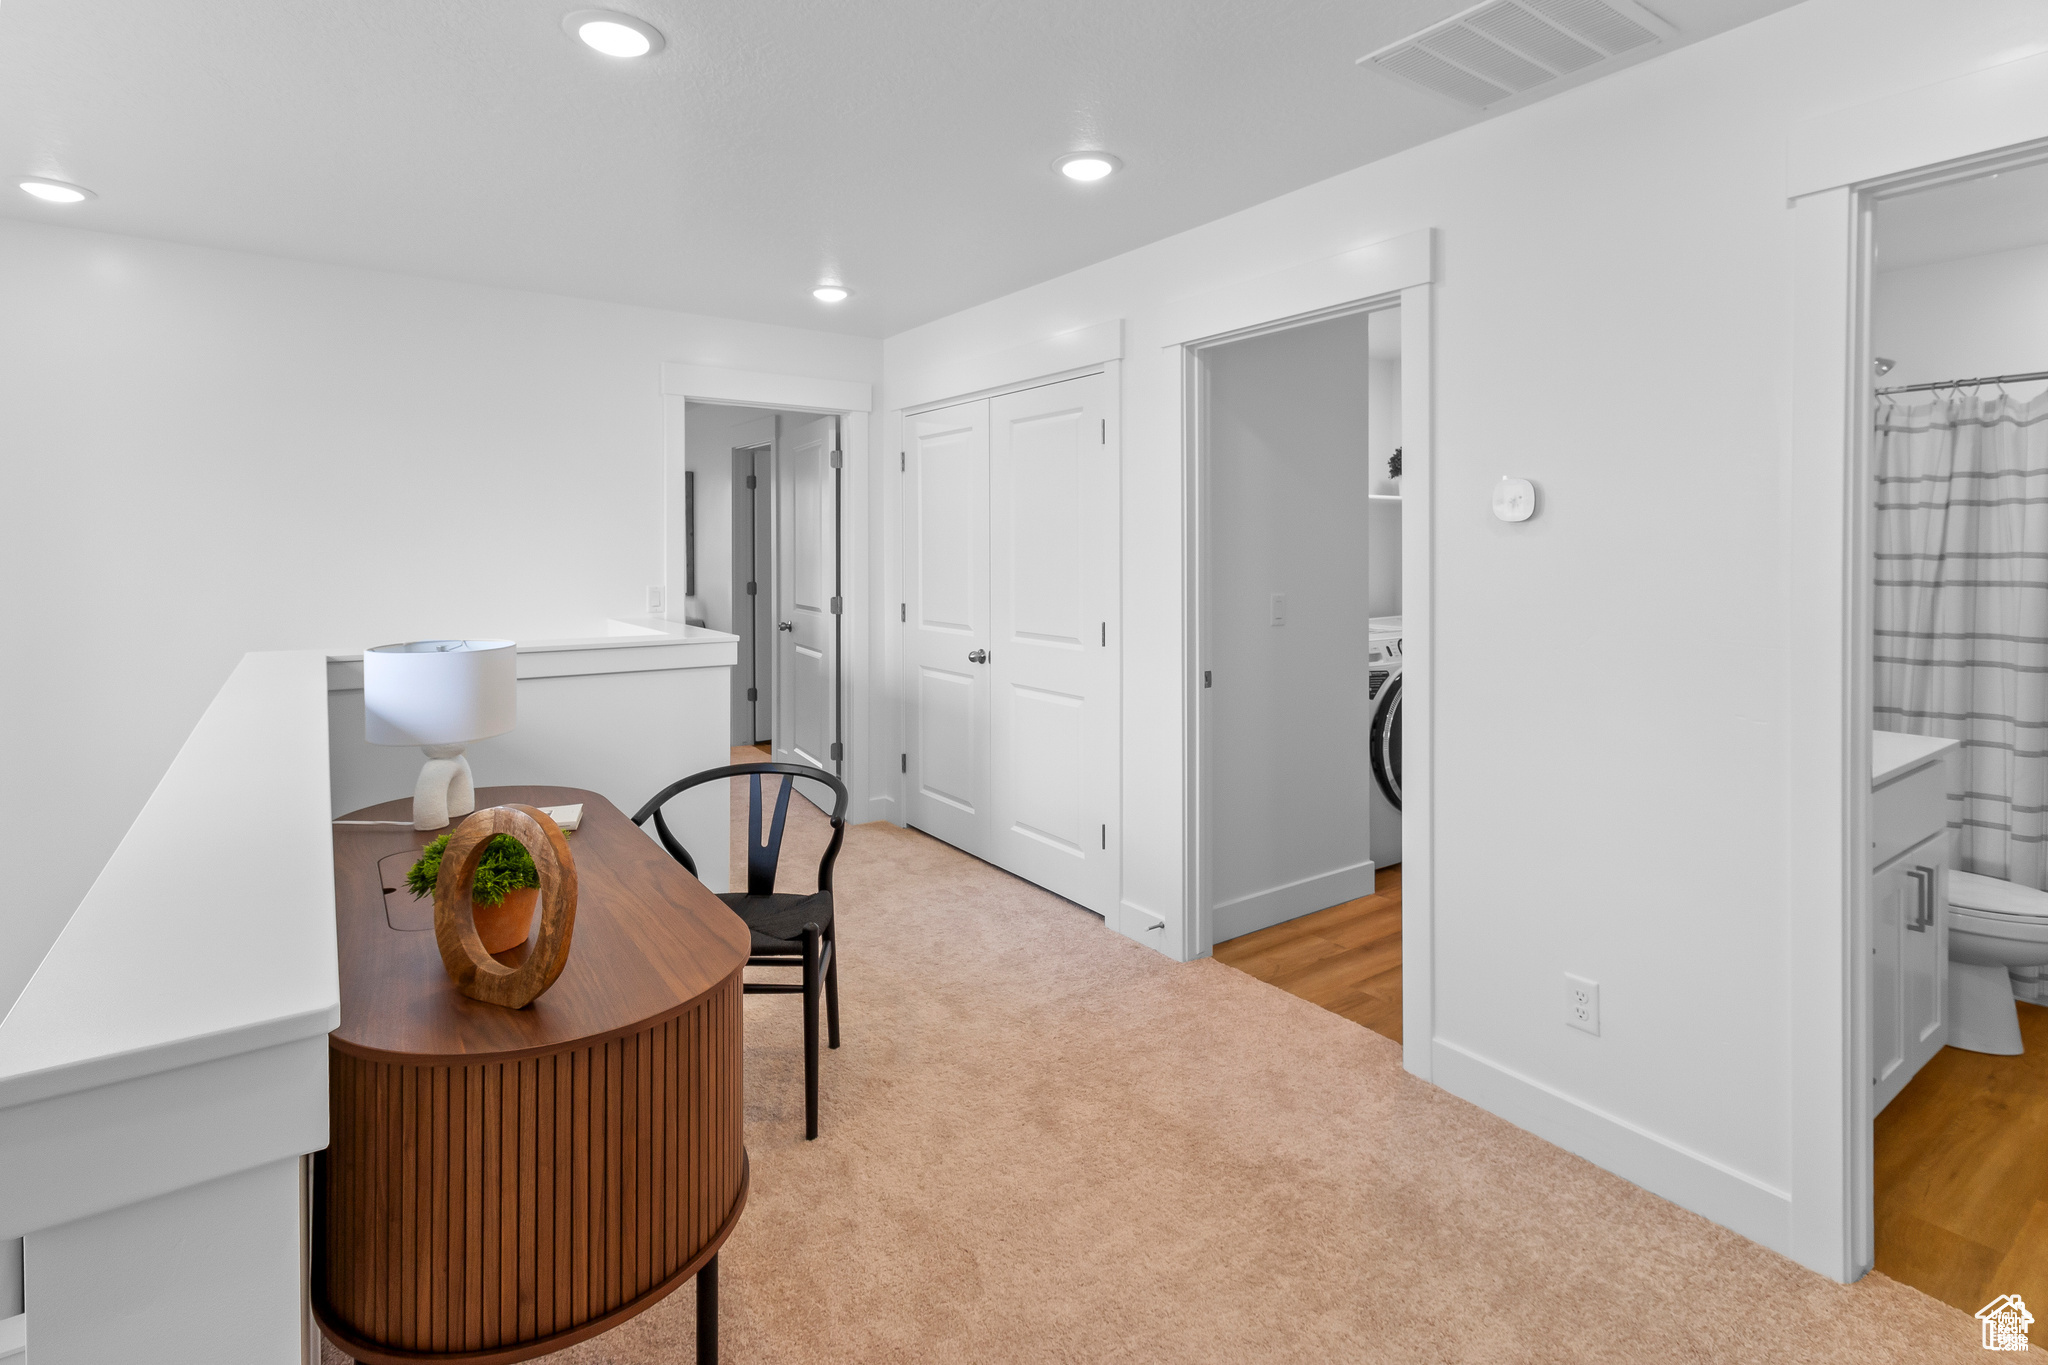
1270, 593, 1286, 626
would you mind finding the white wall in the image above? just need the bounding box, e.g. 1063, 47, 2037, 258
1367, 352, 1403, 620
27, 1157, 304, 1365
0, 219, 877, 1019
878, 0, 2048, 1263
1875, 240, 2048, 390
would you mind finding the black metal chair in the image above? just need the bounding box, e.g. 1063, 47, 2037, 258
632, 763, 847, 1140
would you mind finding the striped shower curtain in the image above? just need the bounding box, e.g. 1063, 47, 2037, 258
1875, 388, 2048, 892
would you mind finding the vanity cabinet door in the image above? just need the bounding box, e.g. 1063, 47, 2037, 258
1873, 830, 1948, 1114
1900, 836, 1948, 1086
1873, 858, 1908, 1110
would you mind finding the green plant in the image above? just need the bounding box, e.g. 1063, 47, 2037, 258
407, 833, 539, 907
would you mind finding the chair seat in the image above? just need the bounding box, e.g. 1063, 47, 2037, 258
719, 890, 833, 954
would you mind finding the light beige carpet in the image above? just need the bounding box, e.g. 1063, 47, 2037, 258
326, 773, 2020, 1362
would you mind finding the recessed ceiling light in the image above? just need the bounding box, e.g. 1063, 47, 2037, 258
812, 285, 850, 303
563, 10, 665, 58
1055, 152, 1122, 183
18, 178, 94, 204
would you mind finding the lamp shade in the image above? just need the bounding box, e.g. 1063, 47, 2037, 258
363, 640, 517, 747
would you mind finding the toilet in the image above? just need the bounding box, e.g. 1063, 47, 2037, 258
1949, 870, 2048, 1054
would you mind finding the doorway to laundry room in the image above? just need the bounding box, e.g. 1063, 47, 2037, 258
1854, 150, 2048, 1342
1202, 303, 1406, 1043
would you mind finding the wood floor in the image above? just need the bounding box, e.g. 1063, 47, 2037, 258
1877, 1001, 2048, 1343
1212, 865, 1402, 1043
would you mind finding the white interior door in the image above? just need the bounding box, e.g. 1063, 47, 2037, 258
904, 400, 991, 855
775, 414, 838, 778
987, 374, 1119, 913
1202, 312, 1377, 943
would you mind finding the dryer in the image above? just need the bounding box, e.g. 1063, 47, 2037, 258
1368, 616, 1402, 870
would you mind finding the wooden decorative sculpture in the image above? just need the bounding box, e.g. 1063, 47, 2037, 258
432, 804, 576, 1007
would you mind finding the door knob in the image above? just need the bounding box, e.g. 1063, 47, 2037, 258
968, 649, 988, 664
778, 621, 794, 632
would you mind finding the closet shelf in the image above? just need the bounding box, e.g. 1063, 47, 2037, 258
1368, 493, 1402, 502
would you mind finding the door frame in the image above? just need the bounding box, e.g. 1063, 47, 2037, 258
660, 365, 873, 806
894, 360, 1125, 921
735, 440, 773, 746
1784, 48, 2048, 1281
1180, 285, 1434, 1076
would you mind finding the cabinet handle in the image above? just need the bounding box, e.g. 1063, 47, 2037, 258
1905, 866, 1933, 933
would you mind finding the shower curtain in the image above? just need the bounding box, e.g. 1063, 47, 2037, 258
1875, 388, 2048, 903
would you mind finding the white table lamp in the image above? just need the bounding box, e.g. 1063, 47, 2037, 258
364, 640, 518, 830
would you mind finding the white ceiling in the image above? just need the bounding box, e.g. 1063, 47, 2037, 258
1877, 158, 2048, 273
0, 0, 1803, 337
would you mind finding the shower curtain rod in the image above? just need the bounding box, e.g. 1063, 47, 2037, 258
1878, 368, 2048, 395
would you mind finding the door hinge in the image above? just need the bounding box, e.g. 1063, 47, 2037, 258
830, 741, 844, 760
1101, 824, 1106, 849
745, 473, 757, 489
831, 449, 843, 470
1100, 621, 1106, 646
830, 596, 843, 615
747, 580, 757, 595
900, 451, 906, 471
747, 687, 758, 701
1100, 418, 1106, 444
900, 602, 907, 622
901, 752, 907, 773
1204, 670, 1212, 688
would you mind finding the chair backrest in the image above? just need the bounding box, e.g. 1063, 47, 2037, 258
632, 762, 849, 895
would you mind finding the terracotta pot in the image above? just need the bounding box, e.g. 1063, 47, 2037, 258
473, 886, 538, 955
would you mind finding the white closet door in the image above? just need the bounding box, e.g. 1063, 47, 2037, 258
775, 415, 838, 780
988, 373, 1119, 914
904, 401, 991, 855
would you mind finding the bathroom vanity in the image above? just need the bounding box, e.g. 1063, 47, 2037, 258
1871, 730, 1960, 1112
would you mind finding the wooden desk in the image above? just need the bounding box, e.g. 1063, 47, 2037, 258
314, 786, 751, 1365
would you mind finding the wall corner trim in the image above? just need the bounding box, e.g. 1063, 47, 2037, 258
661, 362, 873, 414
1156, 228, 1434, 348
1787, 48, 2048, 199
894, 319, 1124, 413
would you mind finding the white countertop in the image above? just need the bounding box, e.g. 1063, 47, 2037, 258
1873, 729, 1960, 787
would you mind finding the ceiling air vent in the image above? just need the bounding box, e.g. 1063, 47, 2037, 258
1359, 0, 1676, 110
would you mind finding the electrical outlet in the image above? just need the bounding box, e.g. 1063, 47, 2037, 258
1565, 974, 1600, 1035
1270, 593, 1286, 626
647, 585, 665, 615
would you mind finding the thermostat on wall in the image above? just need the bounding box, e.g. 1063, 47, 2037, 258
1493, 477, 1536, 522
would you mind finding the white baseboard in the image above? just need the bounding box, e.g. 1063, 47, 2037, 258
1432, 1040, 1792, 1256
0, 1313, 23, 1363
1212, 860, 1375, 943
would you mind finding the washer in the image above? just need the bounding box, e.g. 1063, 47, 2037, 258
1367, 616, 1402, 870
